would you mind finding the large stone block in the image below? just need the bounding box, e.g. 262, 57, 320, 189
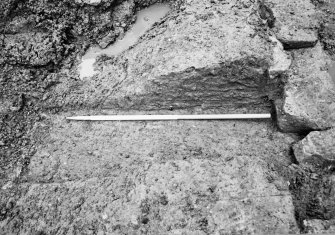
293, 128, 335, 169
269, 0, 318, 49
275, 43, 335, 132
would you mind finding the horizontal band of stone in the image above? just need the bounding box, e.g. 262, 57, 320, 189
66, 114, 271, 121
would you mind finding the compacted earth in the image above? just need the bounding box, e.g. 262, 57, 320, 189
0, 0, 335, 234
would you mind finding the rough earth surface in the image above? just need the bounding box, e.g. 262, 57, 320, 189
0, 0, 335, 234
1, 119, 301, 234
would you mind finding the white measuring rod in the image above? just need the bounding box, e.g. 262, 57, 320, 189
66, 113, 271, 121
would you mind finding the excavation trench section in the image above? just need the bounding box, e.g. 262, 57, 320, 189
60, 1, 287, 113
101, 58, 284, 112
0, 1, 307, 234
47, 54, 285, 113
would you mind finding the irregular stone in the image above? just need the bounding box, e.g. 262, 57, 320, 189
0, 99, 12, 114
258, 0, 275, 28
98, 0, 135, 48
320, 23, 335, 54
293, 128, 335, 169
98, 31, 119, 49
268, 36, 292, 79
275, 43, 335, 132
1, 32, 65, 66
47, 0, 285, 113
269, 0, 318, 49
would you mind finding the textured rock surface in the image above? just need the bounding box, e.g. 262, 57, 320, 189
270, 0, 318, 49
304, 218, 335, 234
312, 0, 335, 55
275, 43, 335, 132
293, 128, 335, 170
0, 115, 299, 234
301, 174, 335, 233
288, 166, 335, 232
98, 0, 135, 48
268, 36, 292, 78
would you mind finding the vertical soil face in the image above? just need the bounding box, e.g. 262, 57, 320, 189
0, 0, 334, 234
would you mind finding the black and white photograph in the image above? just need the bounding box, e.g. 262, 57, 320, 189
0, 0, 335, 234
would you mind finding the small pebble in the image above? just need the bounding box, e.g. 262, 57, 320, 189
101, 213, 108, 220
310, 173, 319, 180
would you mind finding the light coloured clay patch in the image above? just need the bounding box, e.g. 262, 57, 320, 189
78, 3, 170, 79
78, 58, 96, 79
